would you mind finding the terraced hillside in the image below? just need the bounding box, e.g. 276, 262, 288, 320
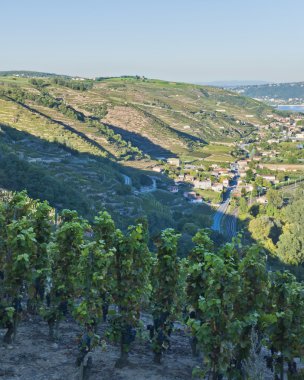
48, 77, 275, 155
0, 74, 278, 250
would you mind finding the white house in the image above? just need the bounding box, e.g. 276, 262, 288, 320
152, 166, 163, 173
193, 179, 212, 190
222, 179, 230, 187
259, 175, 276, 184
167, 158, 180, 166
190, 197, 203, 204
211, 183, 224, 192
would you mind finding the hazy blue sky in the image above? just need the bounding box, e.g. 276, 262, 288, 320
1, 0, 303, 82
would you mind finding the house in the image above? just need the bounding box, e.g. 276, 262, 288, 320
184, 164, 197, 170
190, 197, 203, 204
257, 196, 268, 204
168, 186, 178, 193
237, 184, 254, 192
210, 171, 220, 177
183, 191, 197, 199
238, 160, 248, 169
213, 167, 229, 175
184, 174, 195, 182
167, 158, 180, 166
222, 179, 230, 187
193, 179, 212, 190
230, 163, 238, 171
152, 166, 163, 173
259, 175, 276, 184
211, 183, 224, 192
267, 139, 279, 144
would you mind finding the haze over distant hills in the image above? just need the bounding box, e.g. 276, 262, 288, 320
198, 80, 269, 88
233, 81, 304, 102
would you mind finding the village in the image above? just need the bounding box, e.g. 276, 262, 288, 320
150, 111, 304, 207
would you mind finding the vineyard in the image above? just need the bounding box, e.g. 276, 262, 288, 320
1, 191, 304, 380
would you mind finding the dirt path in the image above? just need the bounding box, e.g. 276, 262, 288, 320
0, 316, 200, 380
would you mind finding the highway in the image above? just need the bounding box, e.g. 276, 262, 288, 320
223, 208, 238, 240
211, 191, 231, 232
211, 174, 238, 240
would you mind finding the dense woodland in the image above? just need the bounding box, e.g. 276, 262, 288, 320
235, 186, 304, 274
1, 191, 304, 379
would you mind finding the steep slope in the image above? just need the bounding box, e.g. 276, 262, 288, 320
50, 77, 275, 148
0, 74, 278, 250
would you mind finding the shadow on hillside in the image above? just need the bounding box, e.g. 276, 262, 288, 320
104, 123, 176, 159
3, 121, 300, 279
0, 122, 212, 213
3, 95, 116, 160
166, 124, 207, 145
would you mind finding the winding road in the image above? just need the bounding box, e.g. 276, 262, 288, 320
211, 175, 238, 240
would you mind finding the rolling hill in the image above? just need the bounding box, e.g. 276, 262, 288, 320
0, 73, 279, 249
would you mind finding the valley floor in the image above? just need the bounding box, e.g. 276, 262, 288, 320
0, 317, 200, 380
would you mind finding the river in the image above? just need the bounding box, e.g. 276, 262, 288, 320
277, 105, 304, 113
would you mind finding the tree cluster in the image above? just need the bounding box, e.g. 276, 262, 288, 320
1, 191, 304, 380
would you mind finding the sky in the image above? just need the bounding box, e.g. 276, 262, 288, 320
1, 0, 303, 83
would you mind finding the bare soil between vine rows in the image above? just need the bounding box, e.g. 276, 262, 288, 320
0, 316, 200, 380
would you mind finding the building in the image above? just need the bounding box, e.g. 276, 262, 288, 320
259, 175, 276, 184
211, 183, 224, 192
230, 162, 238, 171
222, 178, 230, 187
238, 160, 248, 169
167, 158, 180, 166
193, 179, 212, 190
168, 186, 178, 193
183, 191, 197, 200
152, 166, 163, 173
184, 174, 195, 182
296, 133, 304, 141
190, 197, 203, 204
237, 184, 254, 192
184, 164, 197, 170
257, 196, 268, 204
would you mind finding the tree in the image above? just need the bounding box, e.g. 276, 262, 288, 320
249, 216, 273, 242
74, 239, 114, 379
45, 209, 88, 339
28, 201, 53, 311
0, 191, 37, 343
186, 229, 213, 356
264, 271, 304, 379
233, 246, 269, 373
150, 229, 181, 363
239, 197, 248, 214
246, 169, 255, 182
276, 198, 304, 265
2, 217, 36, 343
92, 211, 116, 322
111, 223, 152, 367
188, 244, 242, 379
266, 189, 283, 209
